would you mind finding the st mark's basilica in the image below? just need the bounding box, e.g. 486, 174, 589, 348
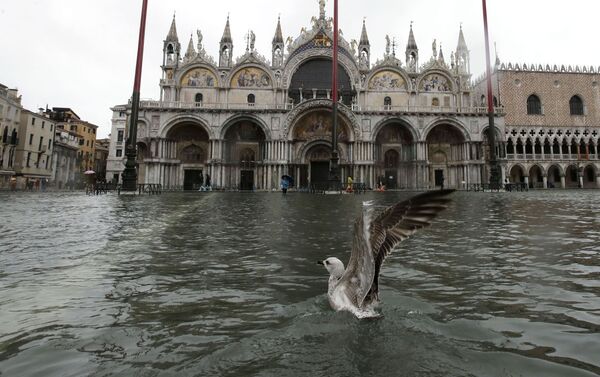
107, 2, 509, 190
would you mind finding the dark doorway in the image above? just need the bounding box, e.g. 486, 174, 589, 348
184, 169, 203, 190
310, 161, 330, 184
434, 169, 444, 187
385, 170, 397, 189
240, 170, 254, 191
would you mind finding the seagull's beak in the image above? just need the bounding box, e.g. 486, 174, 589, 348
316, 260, 324, 265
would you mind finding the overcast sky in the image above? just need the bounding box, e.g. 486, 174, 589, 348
1, 0, 599, 138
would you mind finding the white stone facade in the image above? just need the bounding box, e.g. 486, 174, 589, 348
14, 110, 56, 189
52, 129, 81, 189
0, 84, 22, 189
108, 8, 501, 190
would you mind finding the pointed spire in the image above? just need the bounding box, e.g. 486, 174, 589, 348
185, 34, 196, 58
221, 15, 232, 44
359, 18, 369, 45
457, 24, 468, 52
438, 44, 445, 63
494, 41, 500, 66
273, 15, 283, 44
407, 21, 417, 50
166, 13, 179, 42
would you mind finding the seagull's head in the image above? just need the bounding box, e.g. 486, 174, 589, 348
317, 257, 345, 277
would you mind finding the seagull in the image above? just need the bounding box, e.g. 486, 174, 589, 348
317, 189, 455, 318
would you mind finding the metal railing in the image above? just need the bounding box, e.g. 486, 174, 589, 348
308, 181, 367, 194
138, 100, 502, 115
115, 183, 162, 195
467, 183, 528, 192
352, 105, 504, 114
140, 101, 293, 111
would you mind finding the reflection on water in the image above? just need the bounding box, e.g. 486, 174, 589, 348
0, 191, 599, 376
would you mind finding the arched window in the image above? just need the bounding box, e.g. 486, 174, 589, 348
10, 129, 17, 145
2, 127, 7, 143
247, 94, 255, 105
181, 145, 204, 163
384, 149, 399, 168
239, 148, 256, 163
527, 94, 542, 115
384, 96, 392, 109
166, 44, 175, 62
570, 95, 584, 115
195, 93, 203, 104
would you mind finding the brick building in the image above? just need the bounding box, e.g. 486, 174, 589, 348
474, 63, 600, 188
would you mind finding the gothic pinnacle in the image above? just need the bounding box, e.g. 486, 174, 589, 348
166, 13, 178, 42
273, 15, 284, 44
221, 15, 233, 44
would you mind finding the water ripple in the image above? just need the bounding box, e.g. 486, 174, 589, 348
1, 191, 599, 376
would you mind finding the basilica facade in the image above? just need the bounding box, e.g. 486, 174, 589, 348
107, 5, 503, 190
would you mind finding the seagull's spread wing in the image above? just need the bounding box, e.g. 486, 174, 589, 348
334, 210, 376, 309
363, 189, 455, 306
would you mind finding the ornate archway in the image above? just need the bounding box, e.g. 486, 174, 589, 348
426, 124, 467, 188
375, 121, 416, 189
222, 120, 266, 190
289, 109, 353, 188
165, 122, 210, 190
287, 58, 355, 105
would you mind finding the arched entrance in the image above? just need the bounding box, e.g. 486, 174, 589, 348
304, 143, 334, 184
375, 122, 416, 189
290, 109, 352, 188
583, 165, 597, 188
529, 165, 544, 189
223, 120, 266, 190
166, 122, 210, 190
547, 165, 561, 188
565, 164, 579, 188
509, 165, 525, 184
426, 124, 466, 189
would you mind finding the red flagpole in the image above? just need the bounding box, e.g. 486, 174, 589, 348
482, 0, 500, 188
330, 0, 340, 184
332, 0, 338, 106
122, 0, 149, 191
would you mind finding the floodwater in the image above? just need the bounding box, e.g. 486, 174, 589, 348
0, 190, 599, 377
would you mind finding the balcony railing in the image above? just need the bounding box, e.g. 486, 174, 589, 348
353, 105, 504, 114
140, 101, 293, 111
138, 100, 503, 115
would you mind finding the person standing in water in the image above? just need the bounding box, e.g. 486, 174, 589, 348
281, 176, 289, 194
